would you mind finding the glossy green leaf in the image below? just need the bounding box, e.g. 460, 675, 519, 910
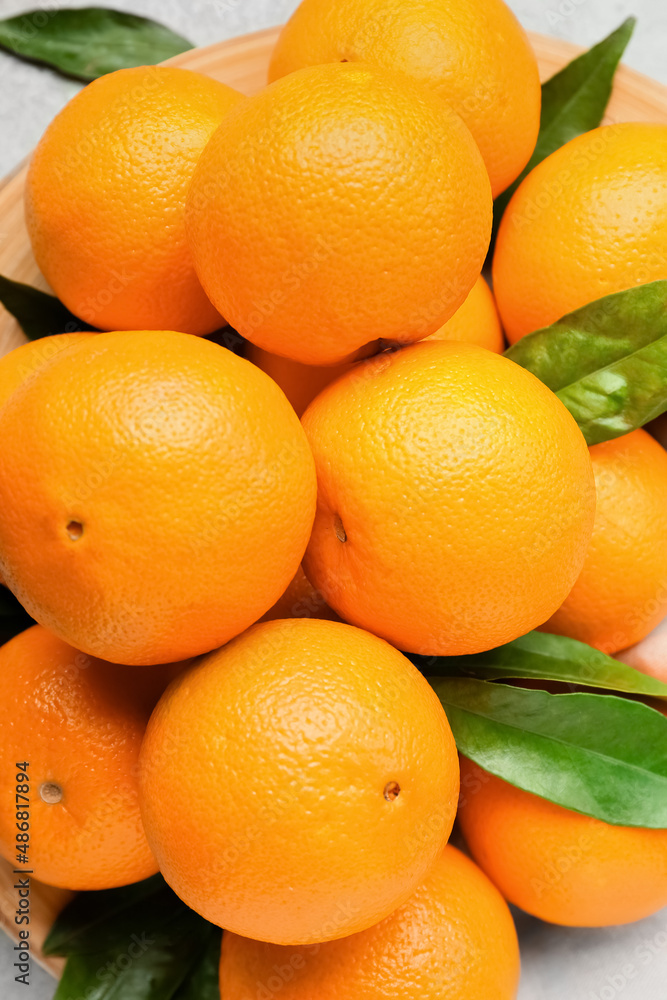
415, 630, 667, 699
53, 906, 206, 1000
43, 875, 168, 956
492, 18, 635, 239
505, 282, 667, 444
0, 274, 92, 341
556, 338, 667, 444
505, 282, 667, 391
172, 928, 222, 1000
0, 8, 191, 81
431, 678, 667, 827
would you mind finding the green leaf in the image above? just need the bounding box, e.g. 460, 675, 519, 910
44, 853, 222, 1000
492, 18, 635, 239
0, 8, 192, 81
0, 274, 92, 341
415, 630, 667, 700
46, 875, 220, 1000
43, 875, 168, 956
172, 928, 222, 1000
556, 338, 667, 445
504, 282, 667, 392
53, 906, 207, 1000
0, 587, 34, 644
431, 678, 667, 827
505, 281, 667, 444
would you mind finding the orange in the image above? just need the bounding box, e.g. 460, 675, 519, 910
493, 123, 667, 343
246, 346, 354, 418
542, 430, 667, 654
0, 333, 93, 409
0, 625, 159, 890
139, 617, 459, 944
25, 66, 242, 334
0, 334, 93, 589
260, 565, 341, 622
302, 341, 596, 656
269, 0, 540, 197
186, 62, 492, 365
247, 275, 503, 416
458, 759, 667, 927
219, 844, 520, 999
428, 274, 504, 352
0, 330, 316, 665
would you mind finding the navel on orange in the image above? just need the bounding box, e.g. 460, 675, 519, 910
302, 341, 596, 655
0, 626, 159, 890
0, 331, 316, 665
139, 618, 459, 944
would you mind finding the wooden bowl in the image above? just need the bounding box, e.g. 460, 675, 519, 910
1, 25, 667, 978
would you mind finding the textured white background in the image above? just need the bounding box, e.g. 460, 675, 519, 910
1, 0, 666, 997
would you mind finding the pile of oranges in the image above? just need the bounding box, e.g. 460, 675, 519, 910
1, 0, 667, 996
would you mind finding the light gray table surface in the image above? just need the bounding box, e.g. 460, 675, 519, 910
1, 0, 666, 997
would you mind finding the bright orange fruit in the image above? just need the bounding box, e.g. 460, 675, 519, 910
302, 341, 596, 656
220, 844, 520, 999
247, 275, 503, 416
0, 625, 160, 890
260, 565, 341, 622
493, 123, 667, 343
246, 347, 354, 418
0, 331, 316, 665
428, 274, 504, 353
0, 333, 93, 409
458, 758, 667, 927
25, 67, 242, 334
0, 334, 94, 590
187, 62, 492, 365
269, 0, 540, 197
139, 618, 459, 944
543, 430, 667, 654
